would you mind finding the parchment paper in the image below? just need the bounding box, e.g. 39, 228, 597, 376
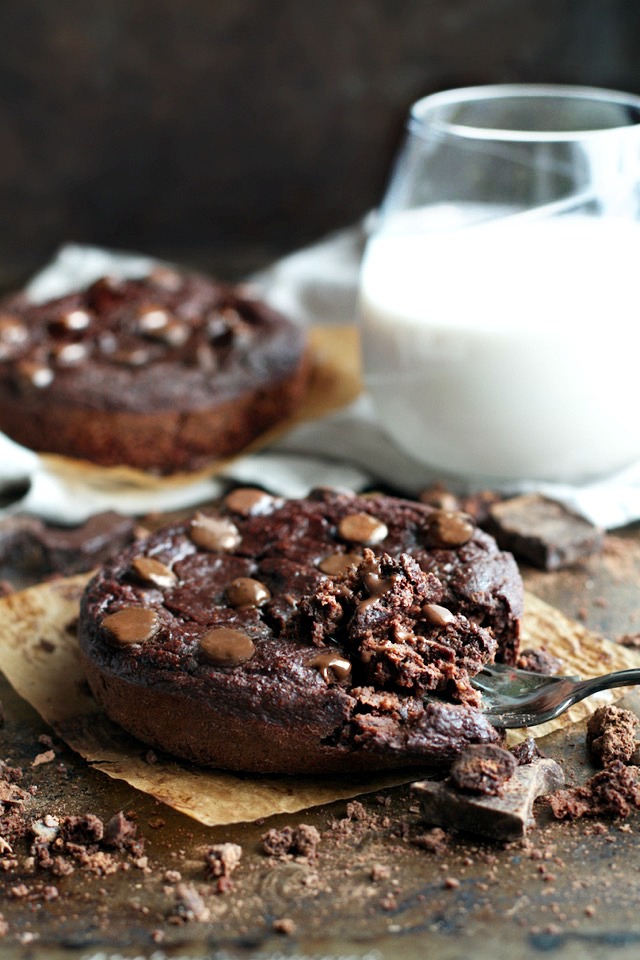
1, 576, 639, 825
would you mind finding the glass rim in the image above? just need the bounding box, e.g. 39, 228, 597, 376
409, 83, 640, 143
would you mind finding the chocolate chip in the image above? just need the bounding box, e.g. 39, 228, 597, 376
310, 652, 352, 683
419, 486, 460, 512
136, 306, 172, 334
154, 320, 190, 347
53, 309, 92, 333
226, 577, 270, 609
426, 510, 475, 548
199, 627, 256, 666
149, 267, 183, 291
112, 347, 152, 367
422, 603, 456, 626
131, 556, 177, 589
16, 360, 54, 389
338, 513, 388, 545
224, 487, 275, 517
189, 513, 241, 552
318, 552, 363, 576
51, 342, 89, 366
0, 314, 28, 359
102, 607, 160, 646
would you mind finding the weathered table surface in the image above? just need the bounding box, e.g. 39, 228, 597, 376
2, 521, 640, 960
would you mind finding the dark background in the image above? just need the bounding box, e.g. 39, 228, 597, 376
1, 0, 639, 285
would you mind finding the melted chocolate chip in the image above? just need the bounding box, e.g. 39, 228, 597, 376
338, 513, 388, 546
422, 603, 456, 626
189, 513, 242, 552
102, 607, 159, 646
318, 552, 363, 576
199, 627, 256, 666
310, 652, 352, 684
426, 510, 475, 548
224, 487, 275, 517
226, 577, 270, 609
131, 556, 177, 589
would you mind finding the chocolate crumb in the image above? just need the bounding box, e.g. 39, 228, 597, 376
171, 883, 211, 923
204, 842, 242, 884
261, 824, 320, 860
587, 706, 639, 767
549, 761, 640, 820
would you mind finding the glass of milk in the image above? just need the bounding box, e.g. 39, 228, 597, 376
359, 84, 640, 484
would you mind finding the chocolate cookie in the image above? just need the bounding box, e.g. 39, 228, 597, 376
0, 268, 310, 473
77, 489, 524, 774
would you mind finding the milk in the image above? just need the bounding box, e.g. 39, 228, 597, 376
359, 206, 640, 482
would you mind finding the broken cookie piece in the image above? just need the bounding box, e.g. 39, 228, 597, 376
549, 761, 640, 820
487, 493, 603, 570
412, 758, 564, 841
587, 705, 639, 767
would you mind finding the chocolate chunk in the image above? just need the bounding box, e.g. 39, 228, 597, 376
586, 705, 639, 767
309, 652, 352, 683
189, 512, 241, 551
413, 757, 565, 840
101, 608, 160, 646
224, 487, 276, 516
450, 744, 517, 795
103, 811, 137, 849
225, 577, 270, 609
338, 513, 388, 545
318, 551, 363, 576
425, 510, 475, 548
487, 493, 603, 570
199, 627, 256, 666
131, 556, 178, 590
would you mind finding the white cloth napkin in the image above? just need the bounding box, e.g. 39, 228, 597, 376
1, 237, 639, 530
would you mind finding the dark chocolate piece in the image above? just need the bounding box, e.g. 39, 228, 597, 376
487, 493, 603, 570
412, 758, 565, 840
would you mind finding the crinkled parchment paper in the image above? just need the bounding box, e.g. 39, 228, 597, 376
1, 576, 639, 825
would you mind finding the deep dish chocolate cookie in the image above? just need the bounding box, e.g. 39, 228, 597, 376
0, 267, 310, 473
78, 489, 524, 774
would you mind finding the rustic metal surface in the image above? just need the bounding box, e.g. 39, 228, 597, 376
2, 529, 640, 959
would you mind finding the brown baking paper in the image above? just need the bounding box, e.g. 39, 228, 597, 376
1, 576, 639, 826
39, 325, 362, 492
